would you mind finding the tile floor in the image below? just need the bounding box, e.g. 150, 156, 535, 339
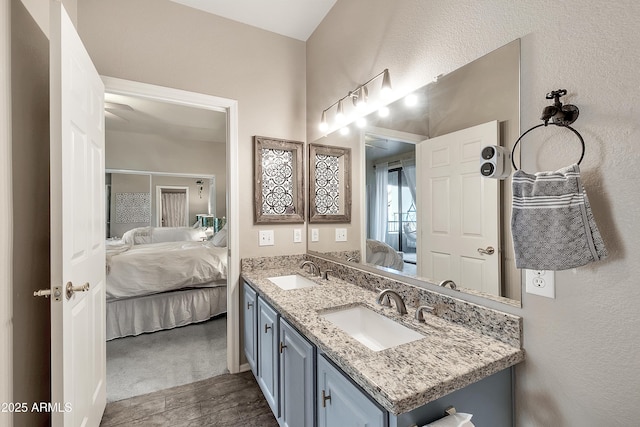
100, 371, 278, 427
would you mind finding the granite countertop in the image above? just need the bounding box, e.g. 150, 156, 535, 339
241, 267, 525, 415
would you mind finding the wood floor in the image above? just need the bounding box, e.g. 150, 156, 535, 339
100, 371, 278, 427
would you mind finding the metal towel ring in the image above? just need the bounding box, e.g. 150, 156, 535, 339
511, 123, 585, 170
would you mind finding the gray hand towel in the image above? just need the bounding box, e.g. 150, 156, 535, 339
511, 164, 607, 270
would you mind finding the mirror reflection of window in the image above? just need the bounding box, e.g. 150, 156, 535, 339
366, 138, 417, 274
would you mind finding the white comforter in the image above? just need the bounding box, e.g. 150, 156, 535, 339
106, 241, 227, 301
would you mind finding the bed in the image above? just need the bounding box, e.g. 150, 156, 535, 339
106, 226, 228, 340
366, 238, 405, 271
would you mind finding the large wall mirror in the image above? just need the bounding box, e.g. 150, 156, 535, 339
308, 39, 522, 305
106, 170, 216, 238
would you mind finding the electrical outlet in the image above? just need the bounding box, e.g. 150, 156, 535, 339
335, 228, 347, 242
525, 269, 555, 298
258, 230, 274, 246
293, 228, 302, 243
311, 228, 319, 242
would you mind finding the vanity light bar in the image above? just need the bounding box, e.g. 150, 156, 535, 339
319, 69, 393, 133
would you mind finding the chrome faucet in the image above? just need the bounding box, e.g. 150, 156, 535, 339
322, 269, 333, 280
415, 305, 434, 322
439, 279, 457, 290
300, 260, 320, 276
375, 289, 408, 315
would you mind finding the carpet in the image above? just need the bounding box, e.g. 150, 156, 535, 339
106, 314, 228, 402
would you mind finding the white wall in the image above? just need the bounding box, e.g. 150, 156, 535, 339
106, 129, 227, 218
308, 1, 640, 425
0, 1, 12, 426
77, 0, 307, 259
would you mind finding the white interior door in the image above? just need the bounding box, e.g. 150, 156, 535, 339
50, 2, 106, 426
416, 121, 500, 294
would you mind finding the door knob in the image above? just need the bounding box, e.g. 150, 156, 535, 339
477, 246, 495, 255
66, 282, 90, 300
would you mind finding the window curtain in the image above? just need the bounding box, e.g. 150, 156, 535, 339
401, 159, 417, 204
373, 162, 389, 242
161, 192, 187, 227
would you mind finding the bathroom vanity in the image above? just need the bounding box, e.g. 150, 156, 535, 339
241, 256, 524, 427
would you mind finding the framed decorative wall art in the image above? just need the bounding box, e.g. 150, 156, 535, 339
309, 143, 351, 223
254, 136, 305, 223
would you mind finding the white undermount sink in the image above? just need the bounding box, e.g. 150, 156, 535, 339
321, 305, 424, 351
267, 274, 319, 290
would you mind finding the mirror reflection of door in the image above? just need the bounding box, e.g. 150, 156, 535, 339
416, 120, 500, 294
157, 186, 189, 227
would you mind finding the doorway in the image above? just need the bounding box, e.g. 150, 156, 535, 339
102, 77, 240, 401
156, 185, 189, 227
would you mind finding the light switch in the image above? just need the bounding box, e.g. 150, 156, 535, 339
311, 228, 319, 242
293, 228, 302, 243
335, 228, 347, 242
259, 230, 274, 246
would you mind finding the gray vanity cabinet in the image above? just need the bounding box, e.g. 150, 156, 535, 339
242, 282, 258, 375
279, 318, 315, 427
317, 354, 386, 427
257, 296, 279, 417
242, 280, 514, 427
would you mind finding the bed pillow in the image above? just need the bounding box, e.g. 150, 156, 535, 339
121, 226, 206, 245
152, 227, 206, 243
121, 227, 153, 245
210, 224, 227, 247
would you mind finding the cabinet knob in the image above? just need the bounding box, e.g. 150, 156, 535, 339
264, 323, 272, 334
279, 341, 287, 353
322, 390, 332, 408
247, 302, 253, 309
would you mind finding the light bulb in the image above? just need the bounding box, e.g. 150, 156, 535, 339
319, 110, 329, 131
355, 86, 368, 109
339, 126, 350, 135
380, 69, 392, 99
335, 99, 345, 123
404, 93, 418, 107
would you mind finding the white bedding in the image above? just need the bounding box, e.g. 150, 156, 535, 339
106, 240, 227, 301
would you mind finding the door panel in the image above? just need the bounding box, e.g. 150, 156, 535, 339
257, 297, 279, 417
50, 2, 106, 425
279, 319, 314, 427
417, 121, 500, 294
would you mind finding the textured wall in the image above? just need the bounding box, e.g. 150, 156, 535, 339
308, 1, 640, 425
78, 0, 307, 259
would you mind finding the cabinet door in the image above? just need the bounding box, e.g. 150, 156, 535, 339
242, 282, 258, 375
317, 354, 386, 427
280, 319, 315, 427
257, 296, 279, 417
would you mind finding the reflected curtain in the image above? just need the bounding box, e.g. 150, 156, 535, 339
161, 192, 187, 227
401, 159, 416, 205
373, 162, 388, 242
